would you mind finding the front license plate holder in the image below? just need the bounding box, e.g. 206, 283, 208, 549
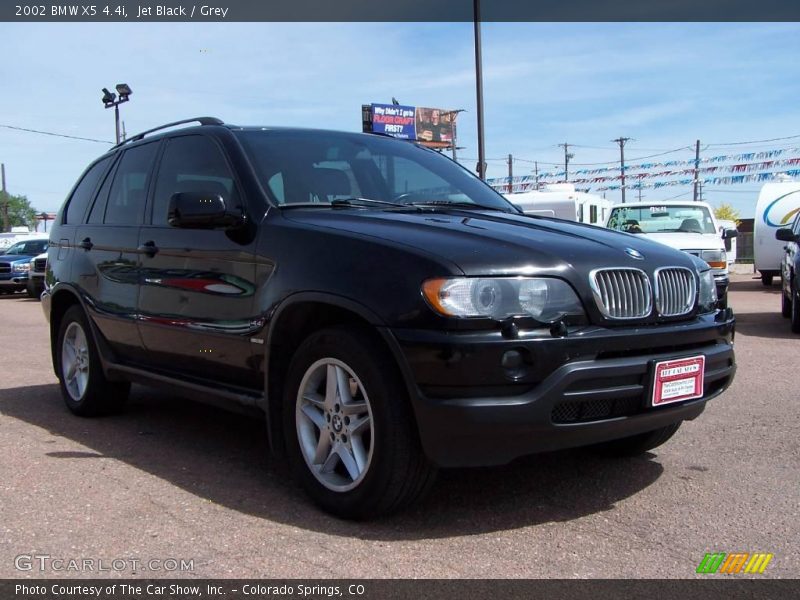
651, 355, 705, 407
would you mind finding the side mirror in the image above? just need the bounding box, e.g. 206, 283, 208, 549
775, 227, 797, 242
722, 228, 738, 240
167, 192, 243, 229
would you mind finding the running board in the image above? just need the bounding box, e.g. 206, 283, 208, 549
106, 363, 265, 417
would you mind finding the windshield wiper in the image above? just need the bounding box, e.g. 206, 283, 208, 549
330, 197, 419, 210
408, 200, 505, 211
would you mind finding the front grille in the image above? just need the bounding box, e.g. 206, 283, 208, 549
552, 396, 643, 424
33, 257, 47, 273
0, 262, 10, 274
590, 268, 652, 319
655, 267, 695, 316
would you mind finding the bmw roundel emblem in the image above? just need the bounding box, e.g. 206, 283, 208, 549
625, 248, 644, 260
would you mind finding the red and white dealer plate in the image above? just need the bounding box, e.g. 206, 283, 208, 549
651, 355, 705, 407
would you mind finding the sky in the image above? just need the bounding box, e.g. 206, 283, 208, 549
2, 22, 800, 221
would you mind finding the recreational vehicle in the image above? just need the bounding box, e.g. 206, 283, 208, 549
753, 180, 800, 285
505, 184, 611, 225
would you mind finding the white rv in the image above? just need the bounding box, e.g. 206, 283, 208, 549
753, 180, 800, 285
504, 184, 611, 225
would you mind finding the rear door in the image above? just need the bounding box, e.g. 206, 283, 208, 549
136, 134, 259, 389
73, 141, 160, 361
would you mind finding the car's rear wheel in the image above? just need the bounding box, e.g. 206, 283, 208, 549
283, 326, 436, 519
591, 422, 682, 457
791, 288, 800, 334
56, 305, 130, 416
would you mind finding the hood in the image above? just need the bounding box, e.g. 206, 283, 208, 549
282, 208, 697, 278
0, 252, 40, 263
637, 232, 725, 252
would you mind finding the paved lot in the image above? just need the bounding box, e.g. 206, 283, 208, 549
1, 274, 797, 579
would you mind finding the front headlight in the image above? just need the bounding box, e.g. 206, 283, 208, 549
698, 270, 717, 313
12, 263, 30, 273
700, 249, 727, 269
422, 277, 585, 322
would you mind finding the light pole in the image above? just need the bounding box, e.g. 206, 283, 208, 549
473, 0, 486, 179
102, 83, 132, 144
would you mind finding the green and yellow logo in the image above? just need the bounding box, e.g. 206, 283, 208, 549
696, 552, 773, 574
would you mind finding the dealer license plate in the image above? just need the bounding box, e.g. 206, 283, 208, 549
651, 355, 705, 407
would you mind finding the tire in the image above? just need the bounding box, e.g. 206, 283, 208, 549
781, 279, 792, 318
56, 305, 130, 416
717, 293, 728, 310
283, 326, 436, 519
791, 288, 800, 334
26, 282, 40, 299
761, 273, 774, 286
591, 422, 682, 457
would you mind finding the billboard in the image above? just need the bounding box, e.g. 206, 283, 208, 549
363, 103, 457, 149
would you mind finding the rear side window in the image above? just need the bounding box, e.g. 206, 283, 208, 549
151, 135, 237, 226
64, 157, 112, 224
104, 142, 159, 225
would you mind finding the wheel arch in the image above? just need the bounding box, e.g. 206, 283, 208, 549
263, 292, 416, 457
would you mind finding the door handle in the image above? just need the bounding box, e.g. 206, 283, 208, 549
138, 241, 159, 257
78, 237, 93, 251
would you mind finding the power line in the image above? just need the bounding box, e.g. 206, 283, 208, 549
0, 124, 113, 145
707, 132, 800, 147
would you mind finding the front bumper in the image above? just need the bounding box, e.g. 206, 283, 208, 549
0, 275, 28, 288
391, 312, 736, 467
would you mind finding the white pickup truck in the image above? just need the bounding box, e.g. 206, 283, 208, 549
606, 201, 738, 307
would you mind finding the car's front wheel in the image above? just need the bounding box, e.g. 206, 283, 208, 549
781, 277, 792, 318
591, 422, 682, 457
761, 272, 774, 286
56, 305, 130, 416
283, 326, 436, 519
791, 287, 800, 334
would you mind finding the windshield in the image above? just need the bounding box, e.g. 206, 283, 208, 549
235, 130, 514, 212
607, 205, 716, 234
3, 239, 48, 256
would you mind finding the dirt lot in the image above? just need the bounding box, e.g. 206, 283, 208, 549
1, 273, 797, 578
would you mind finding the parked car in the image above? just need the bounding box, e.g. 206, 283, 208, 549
606, 202, 737, 308
42, 118, 736, 518
777, 212, 800, 332
0, 237, 48, 295
26, 252, 48, 299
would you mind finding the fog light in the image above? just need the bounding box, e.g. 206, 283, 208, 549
501, 348, 533, 380
501, 350, 523, 370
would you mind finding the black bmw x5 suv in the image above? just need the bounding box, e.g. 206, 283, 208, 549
43, 117, 736, 518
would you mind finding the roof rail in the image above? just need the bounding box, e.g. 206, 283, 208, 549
114, 117, 224, 148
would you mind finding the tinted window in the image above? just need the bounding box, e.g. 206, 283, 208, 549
87, 161, 116, 224
65, 157, 112, 224
235, 130, 513, 211
590, 205, 598, 224
152, 136, 237, 226
104, 142, 159, 225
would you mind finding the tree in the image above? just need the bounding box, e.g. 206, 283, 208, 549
714, 203, 741, 226
0, 191, 38, 232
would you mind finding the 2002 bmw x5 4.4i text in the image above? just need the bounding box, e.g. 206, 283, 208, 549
42, 118, 736, 518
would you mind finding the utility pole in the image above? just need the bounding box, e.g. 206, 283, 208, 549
693, 139, 701, 202
1, 163, 8, 233
558, 143, 573, 182
507, 154, 513, 193
534, 161, 540, 191
473, 0, 486, 179
612, 137, 632, 203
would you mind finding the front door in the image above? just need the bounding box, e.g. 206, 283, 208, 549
136, 134, 260, 389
